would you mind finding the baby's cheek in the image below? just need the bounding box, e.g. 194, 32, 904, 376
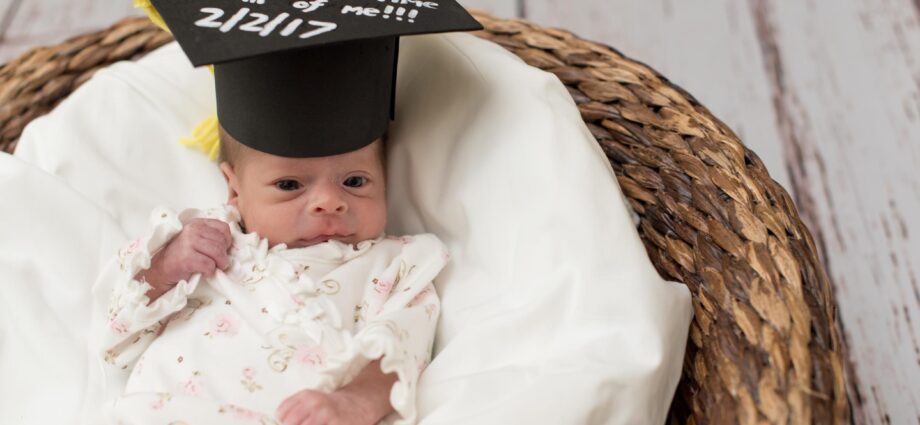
246, 208, 292, 244
359, 202, 388, 239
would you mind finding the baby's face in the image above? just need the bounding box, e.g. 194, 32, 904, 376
220, 139, 386, 248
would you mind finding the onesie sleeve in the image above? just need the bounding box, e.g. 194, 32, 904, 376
323, 234, 449, 425
91, 207, 228, 379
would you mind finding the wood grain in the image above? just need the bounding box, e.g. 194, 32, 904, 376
458, 0, 519, 18
522, 0, 920, 422
0, 0, 22, 42
747, 0, 920, 423
0, 0, 140, 63
521, 0, 793, 192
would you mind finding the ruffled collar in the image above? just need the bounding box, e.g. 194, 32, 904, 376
276, 238, 383, 265
219, 204, 382, 267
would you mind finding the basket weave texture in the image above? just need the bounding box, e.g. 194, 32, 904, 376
0, 11, 851, 425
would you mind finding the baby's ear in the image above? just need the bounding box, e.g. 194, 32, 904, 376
219, 162, 240, 207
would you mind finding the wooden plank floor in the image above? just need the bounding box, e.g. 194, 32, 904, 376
2, 0, 918, 423
519, 5, 920, 424
0, 0, 141, 62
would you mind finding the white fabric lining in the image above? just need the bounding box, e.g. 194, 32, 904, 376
3, 33, 691, 425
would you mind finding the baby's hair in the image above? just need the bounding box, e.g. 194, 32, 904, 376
217, 125, 250, 167
217, 124, 387, 168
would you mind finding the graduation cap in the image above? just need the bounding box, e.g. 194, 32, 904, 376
151, 0, 482, 157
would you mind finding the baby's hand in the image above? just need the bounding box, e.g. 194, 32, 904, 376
276, 389, 375, 425
137, 218, 232, 300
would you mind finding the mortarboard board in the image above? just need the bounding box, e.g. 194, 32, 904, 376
151, 0, 482, 157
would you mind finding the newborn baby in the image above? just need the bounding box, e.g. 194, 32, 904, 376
88, 130, 447, 425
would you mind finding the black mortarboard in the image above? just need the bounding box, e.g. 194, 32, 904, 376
151, 0, 481, 157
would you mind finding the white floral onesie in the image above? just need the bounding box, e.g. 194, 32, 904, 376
85, 205, 447, 424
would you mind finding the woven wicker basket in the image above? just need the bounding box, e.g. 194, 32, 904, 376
0, 11, 851, 425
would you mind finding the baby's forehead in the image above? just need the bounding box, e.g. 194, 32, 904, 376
241, 143, 383, 175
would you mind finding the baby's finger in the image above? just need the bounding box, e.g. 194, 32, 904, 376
196, 226, 231, 250
277, 392, 318, 423
193, 239, 231, 271
188, 253, 217, 277
287, 405, 313, 425
199, 219, 233, 247
276, 400, 296, 423
300, 407, 328, 425
276, 392, 301, 421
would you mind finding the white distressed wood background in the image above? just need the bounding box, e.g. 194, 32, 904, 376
1, 0, 918, 423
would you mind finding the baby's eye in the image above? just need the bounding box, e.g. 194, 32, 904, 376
343, 176, 367, 188
275, 180, 301, 191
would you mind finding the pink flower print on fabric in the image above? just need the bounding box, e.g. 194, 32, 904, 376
125, 238, 142, 255
220, 404, 264, 421
149, 393, 171, 410
241, 367, 263, 393
133, 356, 146, 377
182, 376, 201, 396
242, 367, 256, 379
294, 346, 326, 368
109, 318, 129, 335
211, 314, 239, 337
409, 286, 433, 307
441, 248, 451, 264
117, 238, 146, 271
373, 278, 394, 296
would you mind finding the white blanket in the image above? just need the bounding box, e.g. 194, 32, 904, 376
0, 153, 124, 423
2, 33, 692, 424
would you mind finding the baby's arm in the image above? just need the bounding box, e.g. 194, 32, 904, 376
276, 359, 397, 425
95, 209, 232, 372
278, 234, 447, 425
137, 218, 232, 303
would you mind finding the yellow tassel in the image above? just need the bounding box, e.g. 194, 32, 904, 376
135, 0, 221, 162
180, 114, 221, 161
133, 0, 170, 33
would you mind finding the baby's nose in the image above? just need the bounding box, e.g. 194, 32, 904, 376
308, 185, 348, 215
